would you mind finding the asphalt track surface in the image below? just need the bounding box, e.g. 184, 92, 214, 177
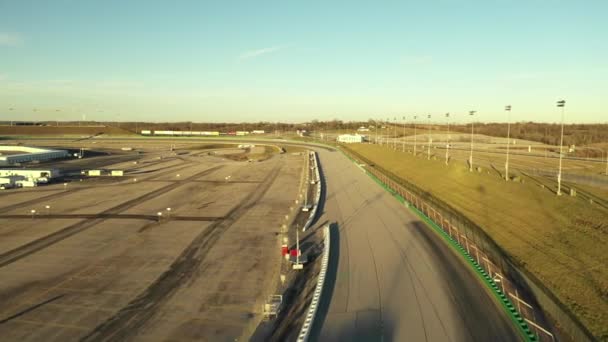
311, 149, 520, 341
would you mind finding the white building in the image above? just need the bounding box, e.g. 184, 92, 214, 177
0, 146, 69, 165
337, 134, 365, 144
88, 170, 102, 176
0, 169, 58, 179
0, 169, 58, 187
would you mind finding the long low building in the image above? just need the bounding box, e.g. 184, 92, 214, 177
0, 169, 59, 188
0, 146, 70, 165
337, 134, 366, 143
0, 169, 59, 179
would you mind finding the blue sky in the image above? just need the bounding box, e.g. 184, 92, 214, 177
1, 0, 607, 123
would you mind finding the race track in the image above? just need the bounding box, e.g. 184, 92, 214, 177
312, 148, 520, 341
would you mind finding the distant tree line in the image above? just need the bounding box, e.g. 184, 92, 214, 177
116, 120, 373, 133
450, 122, 608, 147
445, 122, 608, 158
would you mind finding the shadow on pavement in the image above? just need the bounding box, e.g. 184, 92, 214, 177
308, 222, 340, 341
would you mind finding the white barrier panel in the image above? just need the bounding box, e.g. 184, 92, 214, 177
297, 224, 330, 342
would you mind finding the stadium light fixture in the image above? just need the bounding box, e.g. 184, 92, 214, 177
402, 116, 406, 152
427, 114, 432, 160
445, 113, 450, 165
556, 100, 566, 196
413, 115, 418, 156
505, 105, 512, 181
469, 111, 477, 172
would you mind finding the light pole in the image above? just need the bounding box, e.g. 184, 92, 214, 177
31, 209, 36, 219
157, 211, 163, 222
166, 207, 172, 219
605, 149, 608, 176
375, 119, 379, 145
413, 115, 418, 156
386, 117, 390, 148
469, 111, 476, 172
505, 105, 512, 181
393, 117, 397, 150
427, 114, 432, 160
45, 205, 51, 215
556, 100, 566, 196
402, 116, 406, 152
445, 113, 450, 165
378, 119, 383, 146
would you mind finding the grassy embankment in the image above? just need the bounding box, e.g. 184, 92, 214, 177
345, 143, 608, 340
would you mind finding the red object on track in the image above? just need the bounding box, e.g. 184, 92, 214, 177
281, 245, 289, 256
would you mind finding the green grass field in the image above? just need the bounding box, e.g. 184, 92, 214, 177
345, 143, 608, 340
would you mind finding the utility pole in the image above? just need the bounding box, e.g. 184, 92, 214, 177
445, 113, 450, 165
556, 100, 566, 196
427, 114, 432, 160
505, 105, 512, 181
469, 111, 476, 172
402, 116, 406, 152
413, 115, 418, 156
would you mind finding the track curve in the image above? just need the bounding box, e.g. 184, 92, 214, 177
311, 149, 520, 341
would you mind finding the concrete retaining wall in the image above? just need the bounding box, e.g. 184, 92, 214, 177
302, 151, 322, 232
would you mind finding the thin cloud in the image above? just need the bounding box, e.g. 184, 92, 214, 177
0, 32, 23, 46
238, 45, 286, 60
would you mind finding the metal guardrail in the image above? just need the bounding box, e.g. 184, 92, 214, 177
296, 224, 330, 342
302, 151, 322, 231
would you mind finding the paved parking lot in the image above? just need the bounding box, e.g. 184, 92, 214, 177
0, 141, 304, 341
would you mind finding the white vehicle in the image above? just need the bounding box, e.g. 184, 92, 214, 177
0, 183, 14, 190
16, 180, 37, 187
